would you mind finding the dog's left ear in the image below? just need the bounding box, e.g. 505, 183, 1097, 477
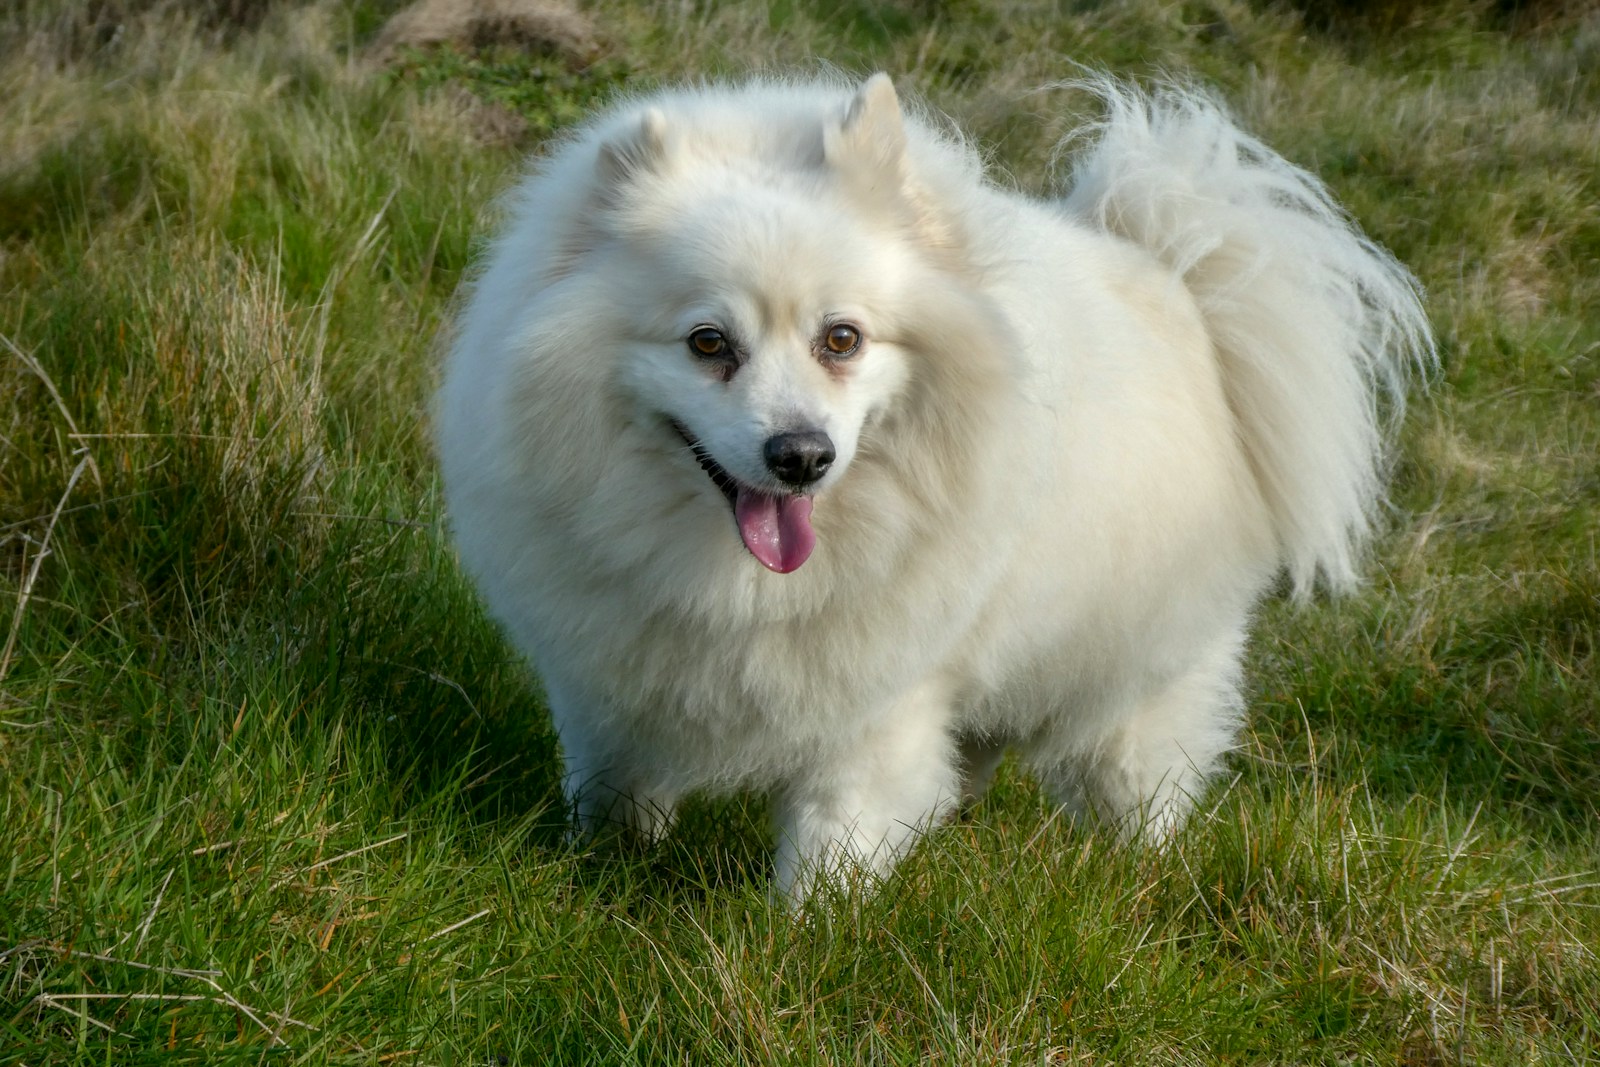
823, 74, 960, 250
824, 74, 907, 195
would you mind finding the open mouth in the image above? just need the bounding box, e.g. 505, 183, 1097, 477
670, 420, 817, 574
672, 420, 739, 508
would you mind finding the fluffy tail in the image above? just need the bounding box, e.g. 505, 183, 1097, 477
1062, 78, 1435, 596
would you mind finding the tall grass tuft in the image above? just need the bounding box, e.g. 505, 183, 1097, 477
9, 242, 330, 626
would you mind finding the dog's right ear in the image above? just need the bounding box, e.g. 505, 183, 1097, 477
543, 109, 668, 280
597, 108, 668, 187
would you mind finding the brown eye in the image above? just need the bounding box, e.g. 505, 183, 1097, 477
688, 327, 727, 358
823, 323, 861, 357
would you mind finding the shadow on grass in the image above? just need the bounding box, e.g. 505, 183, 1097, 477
557, 797, 776, 910
287, 511, 777, 903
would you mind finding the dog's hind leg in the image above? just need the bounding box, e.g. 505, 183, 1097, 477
773, 677, 961, 903
1028, 631, 1246, 842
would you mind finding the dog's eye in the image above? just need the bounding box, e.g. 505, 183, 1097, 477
687, 327, 727, 358
822, 324, 861, 357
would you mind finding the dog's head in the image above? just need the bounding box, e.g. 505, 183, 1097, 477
575, 75, 955, 574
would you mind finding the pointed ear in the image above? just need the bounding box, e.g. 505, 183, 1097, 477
823, 73, 907, 186
597, 108, 668, 187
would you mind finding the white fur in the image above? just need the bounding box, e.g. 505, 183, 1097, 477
435, 73, 1433, 900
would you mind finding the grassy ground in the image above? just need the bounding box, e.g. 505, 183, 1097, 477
2, 0, 1597, 1062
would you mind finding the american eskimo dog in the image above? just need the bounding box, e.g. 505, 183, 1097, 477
436, 73, 1432, 900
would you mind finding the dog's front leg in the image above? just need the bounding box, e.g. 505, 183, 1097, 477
773, 677, 960, 903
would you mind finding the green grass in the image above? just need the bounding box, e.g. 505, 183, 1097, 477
2, 0, 1597, 1062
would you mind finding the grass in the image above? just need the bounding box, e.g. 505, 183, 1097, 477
1, 0, 1596, 1061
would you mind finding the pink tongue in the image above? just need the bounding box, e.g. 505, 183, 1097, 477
734, 488, 816, 573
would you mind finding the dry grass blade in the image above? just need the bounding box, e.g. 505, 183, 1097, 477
0, 453, 89, 684
421, 908, 491, 943
28, 994, 123, 1035
268, 832, 409, 890
6, 950, 314, 1045
130, 869, 174, 956
22, 991, 314, 1044
1, 331, 102, 490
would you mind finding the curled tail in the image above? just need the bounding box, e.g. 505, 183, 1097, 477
1062, 77, 1435, 596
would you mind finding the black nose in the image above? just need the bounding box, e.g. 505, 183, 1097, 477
763, 430, 835, 489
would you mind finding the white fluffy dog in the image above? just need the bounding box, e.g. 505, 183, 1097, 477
436, 73, 1432, 899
